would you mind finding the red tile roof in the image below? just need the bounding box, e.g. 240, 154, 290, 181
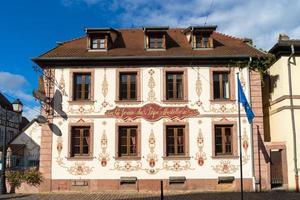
37, 28, 265, 59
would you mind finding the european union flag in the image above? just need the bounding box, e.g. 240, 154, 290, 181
238, 78, 255, 124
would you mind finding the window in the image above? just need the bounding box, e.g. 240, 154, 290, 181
118, 126, 138, 157
213, 71, 230, 100
195, 34, 211, 48
166, 125, 186, 156
91, 37, 106, 49
70, 126, 91, 157
166, 72, 184, 100
73, 73, 91, 101
214, 125, 233, 156
119, 72, 137, 100
148, 34, 164, 49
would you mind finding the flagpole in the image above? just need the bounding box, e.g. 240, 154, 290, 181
237, 72, 244, 200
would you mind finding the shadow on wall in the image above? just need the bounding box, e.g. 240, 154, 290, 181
52, 90, 68, 121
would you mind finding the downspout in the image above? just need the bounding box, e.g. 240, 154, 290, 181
247, 57, 256, 191
288, 44, 299, 191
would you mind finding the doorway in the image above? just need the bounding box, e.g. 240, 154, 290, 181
270, 150, 283, 188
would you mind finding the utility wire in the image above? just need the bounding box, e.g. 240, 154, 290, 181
204, 0, 215, 26
0, 89, 41, 115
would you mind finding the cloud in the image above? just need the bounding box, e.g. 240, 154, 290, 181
0, 71, 28, 91
22, 106, 40, 121
0, 71, 35, 103
63, 0, 300, 50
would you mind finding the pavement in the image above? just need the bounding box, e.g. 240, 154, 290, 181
0, 191, 300, 200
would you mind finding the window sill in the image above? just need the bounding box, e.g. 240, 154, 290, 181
210, 99, 236, 103
146, 48, 166, 51
88, 49, 107, 52
193, 47, 214, 50
68, 100, 96, 105
162, 156, 190, 160
66, 156, 95, 161
211, 155, 239, 159
162, 100, 189, 104
115, 100, 142, 104
114, 156, 141, 161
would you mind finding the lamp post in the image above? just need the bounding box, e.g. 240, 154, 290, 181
0, 99, 23, 194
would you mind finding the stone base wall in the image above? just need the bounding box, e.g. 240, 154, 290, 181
49, 178, 253, 192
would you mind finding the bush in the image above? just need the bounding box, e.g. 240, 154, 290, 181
6, 169, 43, 193
6, 170, 23, 189
22, 170, 43, 187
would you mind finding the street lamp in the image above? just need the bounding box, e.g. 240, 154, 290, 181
0, 98, 23, 194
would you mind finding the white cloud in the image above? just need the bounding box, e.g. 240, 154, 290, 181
0, 71, 39, 121
0, 72, 28, 91
64, 0, 300, 50
22, 106, 40, 121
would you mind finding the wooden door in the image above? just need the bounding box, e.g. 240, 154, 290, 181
270, 150, 283, 188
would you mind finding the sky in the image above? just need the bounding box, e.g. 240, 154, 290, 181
0, 0, 300, 120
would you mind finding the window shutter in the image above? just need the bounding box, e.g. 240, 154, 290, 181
162, 34, 166, 49
209, 37, 213, 48
104, 35, 108, 49
192, 35, 196, 48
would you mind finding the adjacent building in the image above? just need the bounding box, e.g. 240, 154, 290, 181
263, 34, 300, 190
32, 26, 267, 192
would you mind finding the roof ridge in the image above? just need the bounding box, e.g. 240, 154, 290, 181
60, 35, 86, 45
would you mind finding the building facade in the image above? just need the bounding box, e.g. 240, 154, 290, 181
263, 34, 300, 190
33, 26, 267, 192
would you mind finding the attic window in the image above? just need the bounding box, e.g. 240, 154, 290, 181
149, 33, 164, 49
194, 32, 213, 49
91, 37, 106, 49
144, 26, 169, 50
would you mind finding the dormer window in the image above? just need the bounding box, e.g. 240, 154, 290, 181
184, 25, 217, 49
195, 32, 212, 48
86, 28, 119, 51
149, 33, 164, 49
91, 37, 106, 49
143, 26, 169, 50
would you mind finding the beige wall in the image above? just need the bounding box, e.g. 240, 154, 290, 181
267, 55, 300, 190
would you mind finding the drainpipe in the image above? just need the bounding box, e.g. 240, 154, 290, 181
287, 44, 299, 192
247, 57, 256, 191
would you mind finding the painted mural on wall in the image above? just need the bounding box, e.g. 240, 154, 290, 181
105, 103, 199, 122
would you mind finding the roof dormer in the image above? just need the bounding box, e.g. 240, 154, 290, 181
183, 25, 217, 49
143, 26, 169, 50
86, 28, 118, 51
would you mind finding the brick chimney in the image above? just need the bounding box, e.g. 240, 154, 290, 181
278, 33, 289, 41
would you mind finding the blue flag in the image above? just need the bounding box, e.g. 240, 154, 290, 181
238, 78, 255, 124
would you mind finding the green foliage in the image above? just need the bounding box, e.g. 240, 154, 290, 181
249, 54, 276, 77
6, 170, 23, 189
6, 169, 43, 192
22, 170, 43, 187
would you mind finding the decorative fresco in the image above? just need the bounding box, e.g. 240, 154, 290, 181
195, 128, 207, 166
147, 69, 157, 102
55, 134, 94, 176
98, 129, 110, 167
242, 127, 250, 165
113, 161, 143, 172
68, 104, 97, 114
58, 69, 67, 96
162, 160, 194, 171
212, 160, 239, 174
105, 103, 199, 122
100, 68, 114, 109
210, 103, 237, 113
143, 129, 160, 174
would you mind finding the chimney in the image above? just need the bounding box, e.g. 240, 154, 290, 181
278, 34, 289, 41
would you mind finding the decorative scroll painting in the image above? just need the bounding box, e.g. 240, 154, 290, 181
143, 129, 160, 174
242, 128, 250, 165
195, 128, 207, 166
98, 130, 110, 167
55, 136, 94, 176
105, 103, 199, 122
212, 160, 239, 174
147, 69, 157, 102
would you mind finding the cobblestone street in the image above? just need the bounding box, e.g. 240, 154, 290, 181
1, 191, 300, 200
